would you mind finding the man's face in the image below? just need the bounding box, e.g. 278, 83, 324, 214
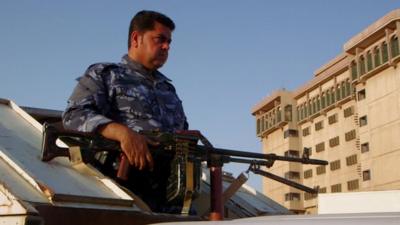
132, 22, 172, 70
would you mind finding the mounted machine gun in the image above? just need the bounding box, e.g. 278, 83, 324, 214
41, 122, 328, 220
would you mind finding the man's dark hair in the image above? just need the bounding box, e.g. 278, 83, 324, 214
128, 10, 175, 49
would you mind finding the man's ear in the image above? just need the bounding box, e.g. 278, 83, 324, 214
130, 31, 140, 48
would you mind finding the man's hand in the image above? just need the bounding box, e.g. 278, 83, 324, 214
119, 128, 156, 170
99, 122, 154, 170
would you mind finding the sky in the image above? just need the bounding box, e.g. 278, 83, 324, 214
1, 1, 400, 192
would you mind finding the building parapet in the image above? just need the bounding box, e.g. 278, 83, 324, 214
252, 89, 288, 115
344, 9, 400, 54
293, 54, 349, 100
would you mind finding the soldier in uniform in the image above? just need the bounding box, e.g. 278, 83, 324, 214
62, 10, 188, 212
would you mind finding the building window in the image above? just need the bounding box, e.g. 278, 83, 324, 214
285, 193, 301, 201
299, 105, 304, 121
374, 47, 381, 67
304, 169, 313, 179
343, 106, 354, 118
345, 130, 356, 141
284, 105, 292, 122
345, 80, 352, 96
346, 154, 358, 166
297, 107, 300, 121
316, 165, 326, 175
329, 136, 340, 147
328, 114, 338, 124
302, 127, 311, 137
285, 171, 300, 180
366, 51, 373, 71
358, 89, 366, 101
391, 36, 400, 57
315, 142, 325, 152
284, 150, 300, 158
321, 93, 326, 108
331, 88, 336, 104
312, 99, 316, 115
382, 42, 389, 63
304, 104, 308, 119
359, 56, 366, 75
331, 183, 342, 193
347, 179, 359, 191
262, 118, 266, 133
330, 160, 341, 171
284, 129, 298, 138
304, 103, 308, 118
326, 90, 331, 106
361, 142, 369, 153
277, 107, 282, 123
363, 170, 371, 181
351, 61, 358, 80
319, 187, 327, 193
304, 192, 317, 201
359, 116, 368, 127
341, 82, 346, 98
336, 85, 341, 101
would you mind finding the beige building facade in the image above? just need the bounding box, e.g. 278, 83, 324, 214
252, 9, 400, 214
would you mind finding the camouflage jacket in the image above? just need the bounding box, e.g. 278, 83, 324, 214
62, 55, 188, 133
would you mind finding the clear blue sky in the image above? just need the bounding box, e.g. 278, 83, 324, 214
1, 1, 399, 192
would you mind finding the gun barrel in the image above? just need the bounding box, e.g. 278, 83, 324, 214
224, 157, 274, 167
196, 146, 328, 166
267, 154, 328, 165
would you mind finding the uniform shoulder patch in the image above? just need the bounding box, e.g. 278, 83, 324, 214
85, 62, 121, 80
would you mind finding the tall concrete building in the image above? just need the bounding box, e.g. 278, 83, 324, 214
252, 9, 400, 214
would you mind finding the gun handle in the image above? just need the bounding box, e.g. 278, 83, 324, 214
117, 154, 130, 180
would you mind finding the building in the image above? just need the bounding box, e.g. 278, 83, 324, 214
252, 9, 400, 214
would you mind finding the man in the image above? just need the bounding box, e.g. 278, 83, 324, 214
62, 10, 188, 212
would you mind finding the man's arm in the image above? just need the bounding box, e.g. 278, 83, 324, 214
62, 69, 112, 133
62, 65, 153, 169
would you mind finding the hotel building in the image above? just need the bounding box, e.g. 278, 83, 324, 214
252, 9, 400, 214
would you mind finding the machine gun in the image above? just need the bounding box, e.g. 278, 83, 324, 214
41, 122, 328, 220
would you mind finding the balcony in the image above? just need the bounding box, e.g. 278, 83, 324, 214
256, 105, 294, 137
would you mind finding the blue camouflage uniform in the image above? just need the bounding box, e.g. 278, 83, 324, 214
62, 55, 189, 213
62, 54, 188, 133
